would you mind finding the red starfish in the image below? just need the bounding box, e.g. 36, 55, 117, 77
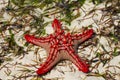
24, 19, 93, 75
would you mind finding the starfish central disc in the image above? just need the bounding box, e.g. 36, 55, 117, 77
49, 32, 73, 50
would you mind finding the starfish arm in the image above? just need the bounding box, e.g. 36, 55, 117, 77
71, 29, 93, 43
52, 18, 64, 34
66, 46, 89, 73
52, 18, 61, 30
24, 34, 50, 47
36, 48, 60, 75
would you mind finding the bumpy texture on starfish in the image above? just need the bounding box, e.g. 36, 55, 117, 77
24, 19, 93, 75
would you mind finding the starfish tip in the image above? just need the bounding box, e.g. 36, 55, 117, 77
24, 34, 35, 43
89, 29, 94, 33
52, 18, 61, 29
24, 34, 31, 41
81, 67, 89, 73
53, 18, 59, 22
36, 68, 48, 75
86, 29, 94, 38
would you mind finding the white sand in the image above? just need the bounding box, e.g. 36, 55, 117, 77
0, 0, 120, 80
